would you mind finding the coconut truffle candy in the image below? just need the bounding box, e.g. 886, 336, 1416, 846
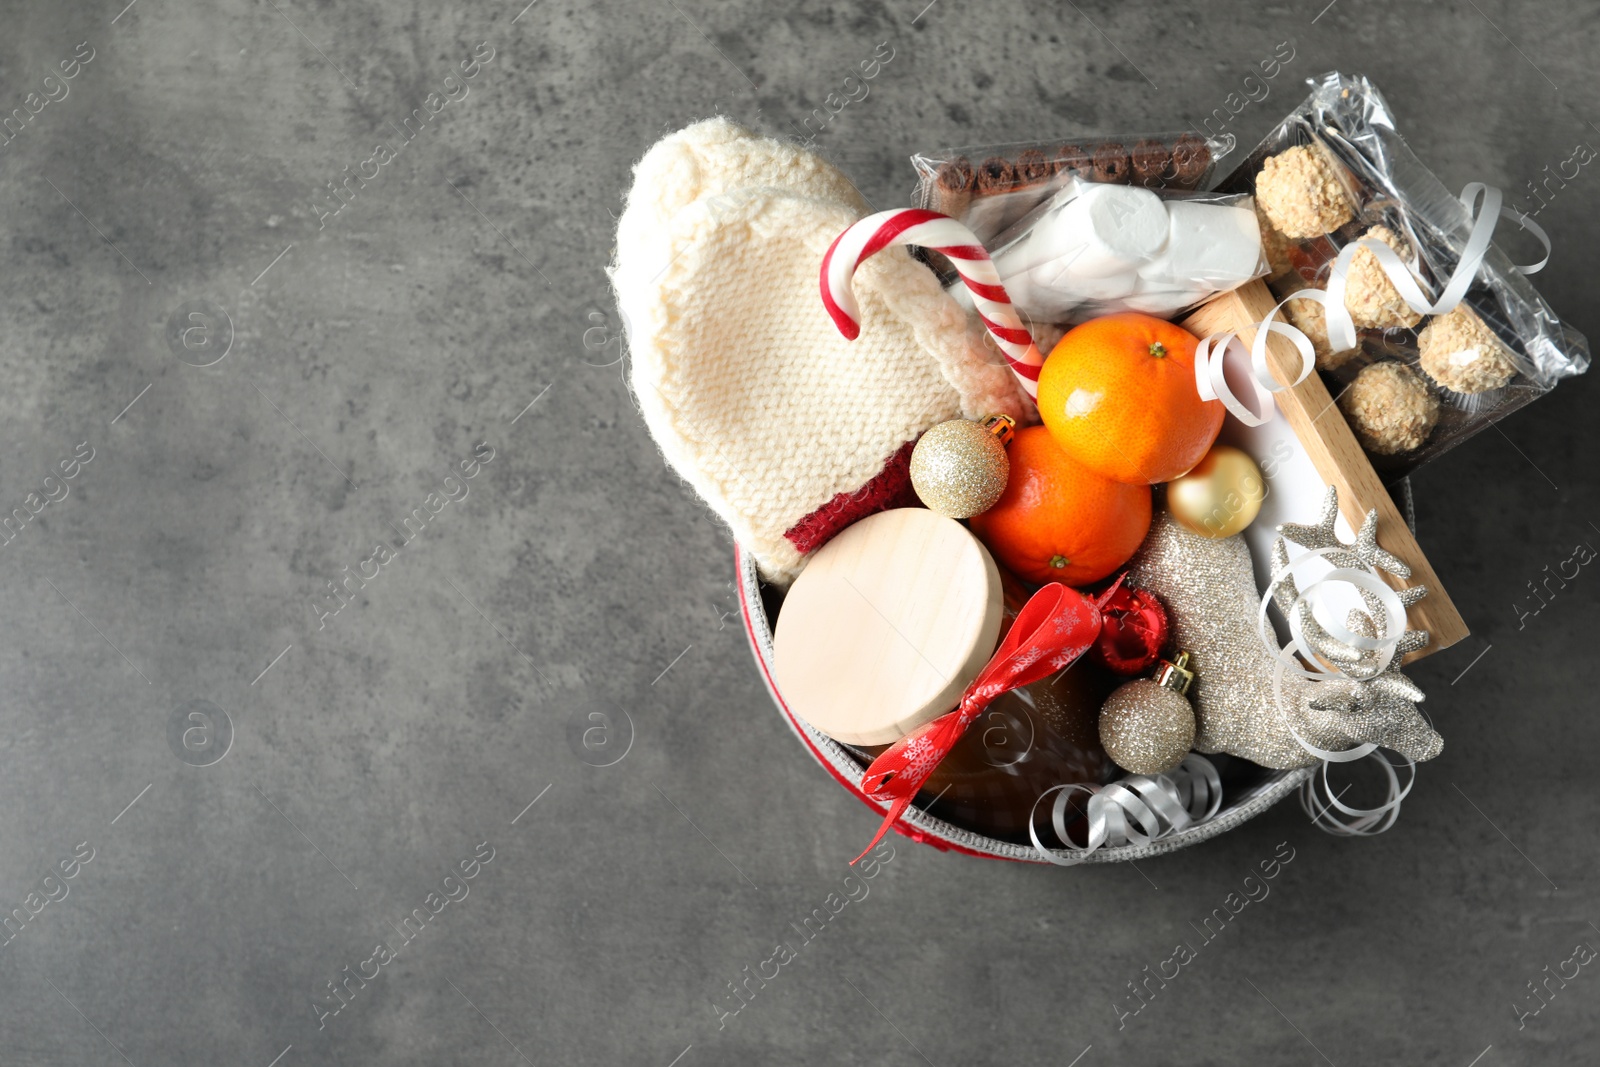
1339, 361, 1440, 454
1417, 305, 1520, 394
1255, 200, 1297, 280
1254, 144, 1355, 239
1344, 225, 1425, 330
1282, 292, 1359, 369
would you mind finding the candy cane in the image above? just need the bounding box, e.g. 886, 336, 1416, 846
820, 209, 1044, 397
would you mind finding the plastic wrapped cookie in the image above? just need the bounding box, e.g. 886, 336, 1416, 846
1254, 144, 1355, 239
1339, 361, 1439, 454
1417, 305, 1519, 394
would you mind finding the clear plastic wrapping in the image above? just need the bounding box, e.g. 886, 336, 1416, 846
966, 178, 1268, 325
911, 131, 1232, 248
1217, 71, 1590, 478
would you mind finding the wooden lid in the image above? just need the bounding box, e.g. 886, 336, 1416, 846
773, 508, 1003, 746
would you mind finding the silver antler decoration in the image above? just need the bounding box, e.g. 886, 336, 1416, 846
1272, 486, 1429, 675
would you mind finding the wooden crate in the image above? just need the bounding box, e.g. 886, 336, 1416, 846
1182, 278, 1469, 661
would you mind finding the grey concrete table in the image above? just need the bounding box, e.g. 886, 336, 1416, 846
1, 1, 1596, 1064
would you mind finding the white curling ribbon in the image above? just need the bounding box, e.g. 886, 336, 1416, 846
1257, 535, 1416, 836
1256, 543, 1417, 839
1319, 183, 1551, 352
1257, 544, 1409, 685
1443, 182, 1550, 282
1293, 569, 1406, 656
1028, 755, 1223, 864
1198, 182, 1551, 424
1299, 750, 1416, 837
1194, 301, 1317, 428
1318, 239, 1423, 354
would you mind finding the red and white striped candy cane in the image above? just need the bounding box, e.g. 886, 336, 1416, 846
820, 209, 1044, 397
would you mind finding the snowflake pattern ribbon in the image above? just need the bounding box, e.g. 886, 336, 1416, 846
850, 582, 1106, 864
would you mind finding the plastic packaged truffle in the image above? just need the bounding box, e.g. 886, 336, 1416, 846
1216, 71, 1590, 478
911, 130, 1232, 249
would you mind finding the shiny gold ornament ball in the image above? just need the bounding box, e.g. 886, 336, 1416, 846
910, 418, 1010, 519
1098, 679, 1196, 775
1166, 445, 1265, 539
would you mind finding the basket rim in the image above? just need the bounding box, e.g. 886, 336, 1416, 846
737, 544, 1313, 864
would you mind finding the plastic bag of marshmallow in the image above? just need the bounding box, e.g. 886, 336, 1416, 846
955, 177, 1267, 325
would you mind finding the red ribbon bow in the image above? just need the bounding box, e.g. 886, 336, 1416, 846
851, 582, 1108, 864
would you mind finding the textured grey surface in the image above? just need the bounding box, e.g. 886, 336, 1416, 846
1, 1, 1597, 1065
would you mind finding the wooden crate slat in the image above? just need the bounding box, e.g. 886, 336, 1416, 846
1182, 279, 1469, 661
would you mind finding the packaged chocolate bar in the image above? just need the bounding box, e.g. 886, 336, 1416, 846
911, 131, 1232, 248
1215, 72, 1590, 478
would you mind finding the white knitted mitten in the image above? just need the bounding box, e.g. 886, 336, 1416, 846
613, 120, 1029, 585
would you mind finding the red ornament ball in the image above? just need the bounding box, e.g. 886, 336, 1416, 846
1092, 583, 1169, 675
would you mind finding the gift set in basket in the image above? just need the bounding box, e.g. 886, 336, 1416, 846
609, 73, 1588, 865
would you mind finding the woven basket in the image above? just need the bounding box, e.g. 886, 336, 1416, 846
737, 545, 1318, 864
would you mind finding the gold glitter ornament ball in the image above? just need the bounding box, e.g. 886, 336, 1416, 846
910, 417, 1011, 519
1167, 445, 1265, 539
1099, 678, 1196, 776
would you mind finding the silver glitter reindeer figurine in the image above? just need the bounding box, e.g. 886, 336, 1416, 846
1127, 487, 1442, 769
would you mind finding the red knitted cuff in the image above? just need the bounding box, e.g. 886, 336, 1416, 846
783, 440, 921, 556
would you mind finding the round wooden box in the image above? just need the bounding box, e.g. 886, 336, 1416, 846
736, 546, 1315, 864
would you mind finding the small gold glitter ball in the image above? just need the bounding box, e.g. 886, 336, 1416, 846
1167, 445, 1265, 539
1098, 678, 1196, 775
910, 417, 1010, 519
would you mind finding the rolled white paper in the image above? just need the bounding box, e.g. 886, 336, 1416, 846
1138, 199, 1263, 287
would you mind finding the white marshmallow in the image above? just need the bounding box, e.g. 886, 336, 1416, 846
1051, 183, 1171, 277
1137, 200, 1263, 288
1119, 276, 1214, 314
992, 205, 1071, 279
1009, 262, 1084, 323
1032, 257, 1140, 301
983, 182, 1259, 324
